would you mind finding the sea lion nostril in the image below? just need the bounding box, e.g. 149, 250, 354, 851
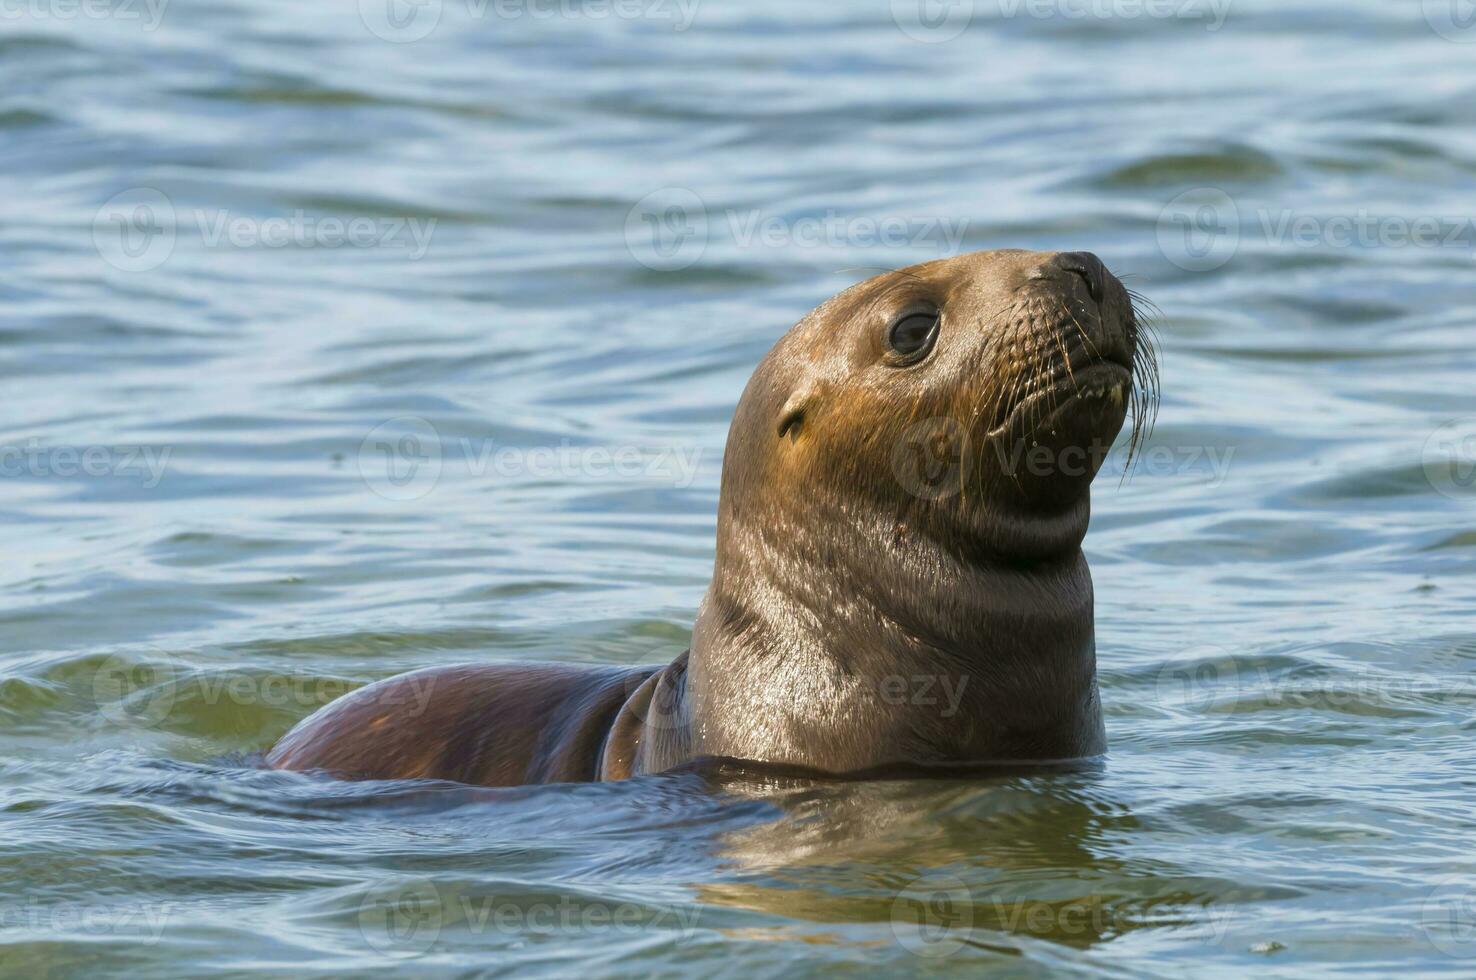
1051, 251, 1106, 305
1065, 267, 1095, 299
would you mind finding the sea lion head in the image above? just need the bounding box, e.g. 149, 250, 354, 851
717, 249, 1157, 566
681, 249, 1158, 770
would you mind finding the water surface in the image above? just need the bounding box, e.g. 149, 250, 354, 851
3, 1, 1476, 975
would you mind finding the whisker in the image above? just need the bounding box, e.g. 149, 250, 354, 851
1116, 291, 1162, 483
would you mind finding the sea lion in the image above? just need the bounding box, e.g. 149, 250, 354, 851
266, 248, 1156, 785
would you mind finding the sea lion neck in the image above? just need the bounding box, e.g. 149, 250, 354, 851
681, 489, 1104, 771
698, 489, 1092, 664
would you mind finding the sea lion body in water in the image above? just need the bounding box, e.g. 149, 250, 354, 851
267, 248, 1155, 785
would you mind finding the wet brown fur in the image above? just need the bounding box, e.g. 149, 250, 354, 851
267, 249, 1157, 785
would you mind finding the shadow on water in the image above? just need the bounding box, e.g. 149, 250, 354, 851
47, 753, 1221, 958
686, 762, 1161, 953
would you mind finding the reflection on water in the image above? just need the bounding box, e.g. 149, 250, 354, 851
3, 0, 1476, 975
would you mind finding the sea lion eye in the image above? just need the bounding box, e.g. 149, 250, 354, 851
887, 309, 941, 361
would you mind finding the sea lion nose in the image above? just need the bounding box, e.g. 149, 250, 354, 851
1038, 251, 1107, 305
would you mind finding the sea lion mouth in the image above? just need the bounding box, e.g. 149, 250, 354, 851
986, 358, 1133, 439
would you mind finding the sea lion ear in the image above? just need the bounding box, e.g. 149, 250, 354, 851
777, 382, 820, 440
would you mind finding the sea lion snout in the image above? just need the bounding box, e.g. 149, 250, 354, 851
1015, 249, 1134, 372
1031, 250, 1108, 306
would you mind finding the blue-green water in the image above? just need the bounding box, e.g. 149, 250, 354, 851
3, 1, 1476, 976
